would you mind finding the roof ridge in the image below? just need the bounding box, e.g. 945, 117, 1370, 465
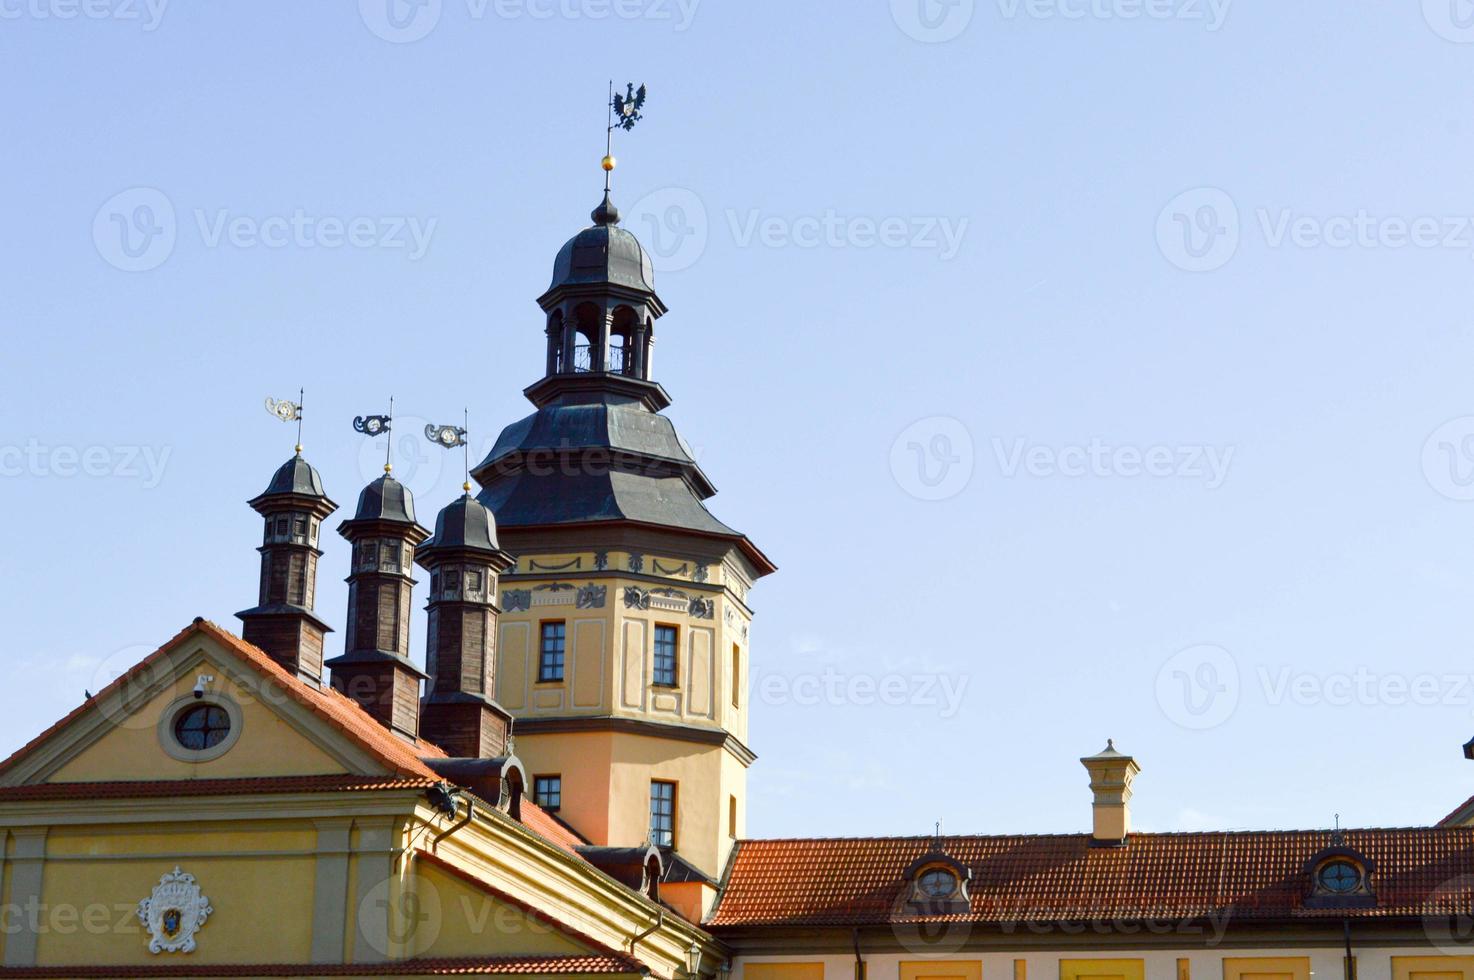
734, 826, 1464, 844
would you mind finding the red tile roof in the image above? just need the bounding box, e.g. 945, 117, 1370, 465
708, 829, 1474, 928
0, 620, 585, 860
0, 774, 435, 801
0, 954, 647, 977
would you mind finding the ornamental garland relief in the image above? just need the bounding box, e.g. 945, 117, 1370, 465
137, 867, 212, 954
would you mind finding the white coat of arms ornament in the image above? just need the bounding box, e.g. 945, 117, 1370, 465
136, 867, 212, 954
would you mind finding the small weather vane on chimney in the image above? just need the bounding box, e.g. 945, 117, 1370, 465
426, 410, 471, 493
264, 388, 305, 453
353, 397, 395, 473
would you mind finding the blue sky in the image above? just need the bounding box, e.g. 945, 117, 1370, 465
6, 1, 1474, 838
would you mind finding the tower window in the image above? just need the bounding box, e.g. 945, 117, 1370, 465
731, 643, 741, 708
538, 621, 566, 682
533, 775, 562, 811
653, 625, 678, 687
650, 780, 676, 847
729, 794, 738, 839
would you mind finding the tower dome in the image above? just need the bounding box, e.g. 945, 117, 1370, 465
422, 492, 500, 554
545, 192, 656, 296
352, 473, 417, 524
256, 452, 329, 502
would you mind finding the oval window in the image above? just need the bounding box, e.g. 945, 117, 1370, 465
173, 704, 231, 751
1317, 859, 1363, 894
918, 868, 958, 899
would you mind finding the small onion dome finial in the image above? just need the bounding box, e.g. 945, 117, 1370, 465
592, 189, 620, 226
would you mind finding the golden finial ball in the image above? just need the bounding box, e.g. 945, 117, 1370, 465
602, 155, 616, 172
463, 481, 472, 493
384, 463, 393, 474
294, 444, 303, 454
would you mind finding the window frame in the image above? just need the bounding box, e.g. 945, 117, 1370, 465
538, 620, 567, 683
650, 779, 677, 847
653, 623, 679, 688
533, 774, 562, 812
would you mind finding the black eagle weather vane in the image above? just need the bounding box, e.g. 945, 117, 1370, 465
603, 81, 647, 194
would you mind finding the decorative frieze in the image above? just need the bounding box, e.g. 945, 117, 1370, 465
576, 584, 607, 609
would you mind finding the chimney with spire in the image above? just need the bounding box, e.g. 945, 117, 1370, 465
326, 470, 430, 736
417, 488, 517, 758
1080, 739, 1140, 846
236, 451, 338, 682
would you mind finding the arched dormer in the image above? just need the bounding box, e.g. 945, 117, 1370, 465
1304, 839, 1376, 909
901, 847, 972, 914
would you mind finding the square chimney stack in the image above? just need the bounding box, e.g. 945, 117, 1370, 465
1080, 739, 1140, 846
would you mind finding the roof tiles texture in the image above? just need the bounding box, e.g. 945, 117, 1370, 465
0, 954, 645, 977
708, 829, 1474, 928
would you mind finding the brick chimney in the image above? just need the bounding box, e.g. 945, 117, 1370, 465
417, 490, 517, 758
326, 471, 430, 737
236, 452, 338, 682
1080, 739, 1140, 846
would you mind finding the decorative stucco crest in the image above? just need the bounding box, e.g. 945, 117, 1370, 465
137, 866, 212, 954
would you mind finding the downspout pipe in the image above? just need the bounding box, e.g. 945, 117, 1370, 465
630, 908, 664, 958
852, 928, 866, 980
431, 797, 475, 853
1343, 918, 1354, 980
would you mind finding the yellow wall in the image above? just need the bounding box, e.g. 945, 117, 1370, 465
1394, 958, 1474, 980
1061, 960, 1145, 980
747, 964, 827, 980
1223, 958, 1311, 980
404, 861, 597, 959
50, 655, 344, 782
903, 961, 982, 980
33, 824, 319, 967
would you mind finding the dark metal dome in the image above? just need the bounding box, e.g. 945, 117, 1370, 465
353, 473, 417, 524
423, 493, 500, 553
258, 453, 327, 500
546, 193, 656, 295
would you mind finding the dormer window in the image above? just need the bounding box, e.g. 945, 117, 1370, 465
903, 852, 971, 914
1305, 842, 1375, 909
918, 867, 960, 899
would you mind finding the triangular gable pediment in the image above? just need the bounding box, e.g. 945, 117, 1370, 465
0, 621, 433, 787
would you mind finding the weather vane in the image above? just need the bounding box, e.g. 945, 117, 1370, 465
603, 81, 647, 193
425, 409, 471, 493
265, 388, 305, 453
353, 397, 395, 473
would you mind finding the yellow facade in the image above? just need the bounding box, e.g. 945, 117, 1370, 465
0, 625, 726, 976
